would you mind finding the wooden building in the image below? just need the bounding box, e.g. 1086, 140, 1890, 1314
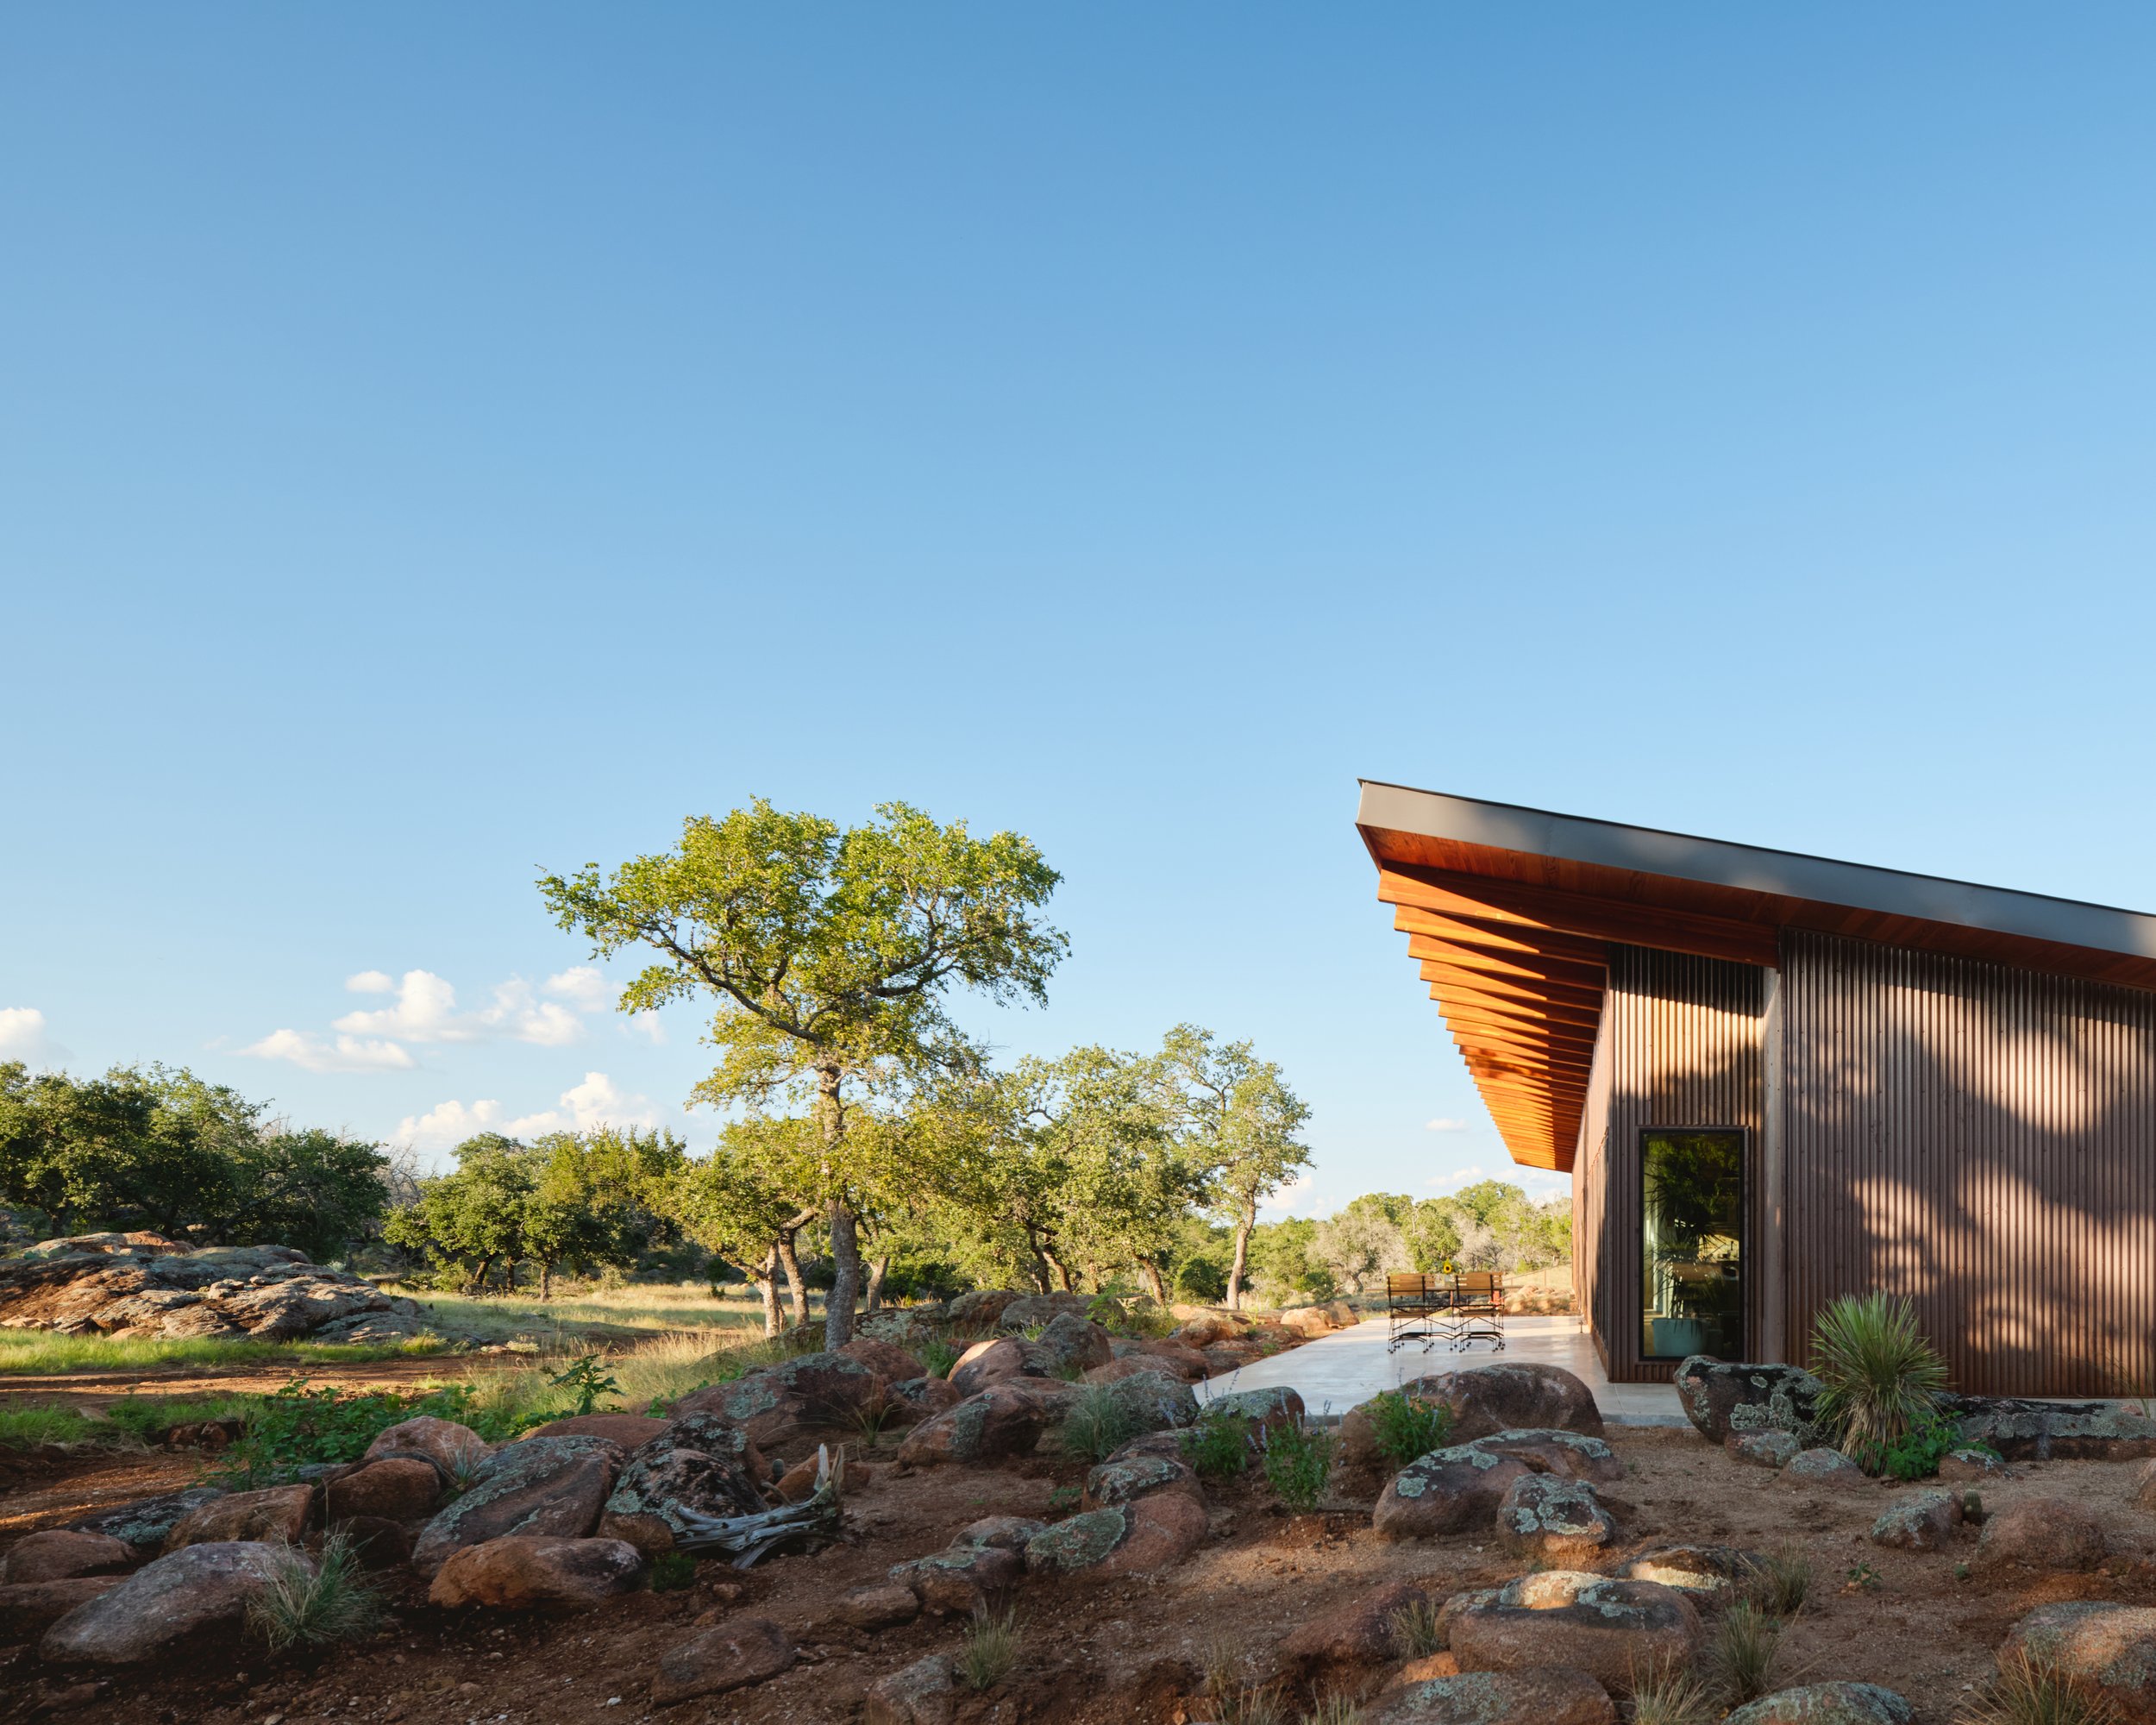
1357, 781, 2156, 1395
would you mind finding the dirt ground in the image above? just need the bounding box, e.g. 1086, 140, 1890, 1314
0, 1356, 503, 1415
4, 1423, 2152, 1725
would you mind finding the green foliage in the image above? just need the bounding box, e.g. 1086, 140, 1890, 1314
920, 1339, 961, 1377
1259, 1418, 1332, 1512
548, 1353, 622, 1416
0, 1061, 387, 1259
1364, 1389, 1455, 1470
1857, 1406, 1963, 1480
248, 1531, 383, 1653
1961, 1653, 2124, 1725
385, 1126, 688, 1295
1180, 1408, 1253, 1481
1845, 1561, 1880, 1592
1706, 1601, 1780, 1705
1060, 1384, 1144, 1463
1388, 1596, 1445, 1659
1627, 1659, 1714, 1725
0, 1403, 113, 1448
541, 800, 1069, 1346
649, 1552, 698, 1592
1809, 1292, 1950, 1463
218, 1377, 539, 1484
958, 1604, 1022, 1691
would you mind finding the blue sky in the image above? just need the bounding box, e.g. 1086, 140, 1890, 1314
8, 7, 2156, 1214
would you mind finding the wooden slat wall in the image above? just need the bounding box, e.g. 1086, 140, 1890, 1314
1571, 1004, 1614, 1374
1600, 945, 1768, 1383
1783, 930, 2156, 1397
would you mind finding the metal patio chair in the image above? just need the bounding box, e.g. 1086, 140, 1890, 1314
1385, 1270, 1446, 1353
1441, 1270, 1507, 1352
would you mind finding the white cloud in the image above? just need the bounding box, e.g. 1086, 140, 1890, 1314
396, 1072, 660, 1156
329, 969, 606, 1049
1258, 1173, 1318, 1216
345, 970, 395, 994
0, 1007, 66, 1067
628, 1012, 667, 1045
241, 1028, 416, 1073
1425, 1164, 1490, 1191
1425, 1118, 1472, 1133
542, 967, 612, 1012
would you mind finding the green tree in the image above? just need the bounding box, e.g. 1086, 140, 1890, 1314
1156, 1026, 1311, 1312
667, 1129, 807, 1335
540, 800, 1066, 1346
383, 1135, 535, 1292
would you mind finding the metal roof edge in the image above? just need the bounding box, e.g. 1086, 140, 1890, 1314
1355, 780, 2156, 964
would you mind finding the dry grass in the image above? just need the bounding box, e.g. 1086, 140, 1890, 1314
1959, 1656, 2122, 1725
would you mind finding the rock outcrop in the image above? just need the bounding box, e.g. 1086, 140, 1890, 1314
1673, 1358, 1825, 1445
0, 1233, 444, 1344
39, 1541, 298, 1665
411, 1434, 624, 1576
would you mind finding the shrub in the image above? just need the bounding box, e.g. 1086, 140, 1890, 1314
1960, 1653, 2123, 1725
1808, 1291, 1949, 1464
1181, 1410, 1253, 1481
1061, 1384, 1144, 1464
248, 1533, 383, 1653
1388, 1596, 1445, 1659
1864, 1406, 1964, 1480
1364, 1390, 1454, 1470
216, 1377, 543, 1485
959, 1604, 1021, 1691
547, 1354, 621, 1417
1740, 1545, 1812, 1618
1259, 1419, 1332, 1513
1706, 1601, 1779, 1705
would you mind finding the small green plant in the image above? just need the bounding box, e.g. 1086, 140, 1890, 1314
1959, 1653, 2123, 1725
1259, 1418, 1332, 1513
649, 1551, 697, 1592
1180, 1409, 1253, 1481
1954, 1560, 1972, 1582
248, 1533, 383, 1653
920, 1339, 961, 1377
1852, 1405, 1962, 1479
1740, 1545, 1812, 1618
548, 1353, 622, 1417
1388, 1595, 1445, 1659
1061, 1384, 1144, 1464
1365, 1389, 1455, 1470
1301, 1699, 1365, 1725
1628, 1656, 1714, 1725
1046, 1484, 1081, 1515
1706, 1600, 1780, 1705
1844, 1561, 1881, 1593
958, 1603, 1022, 1691
1809, 1291, 1949, 1464
849, 1393, 899, 1449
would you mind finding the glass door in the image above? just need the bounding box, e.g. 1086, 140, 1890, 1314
1640, 1128, 1744, 1361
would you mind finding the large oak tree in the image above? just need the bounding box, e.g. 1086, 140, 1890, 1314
540, 800, 1064, 1347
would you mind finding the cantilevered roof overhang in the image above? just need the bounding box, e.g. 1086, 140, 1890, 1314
1357, 781, 2156, 1175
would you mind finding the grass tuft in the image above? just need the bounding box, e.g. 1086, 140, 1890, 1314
1302, 1698, 1366, 1725
1959, 1654, 2123, 1725
958, 1604, 1022, 1691
1204, 1640, 1290, 1725
248, 1533, 383, 1653
1388, 1596, 1445, 1659
1741, 1545, 1813, 1618
919, 1339, 961, 1378
1628, 1654, 1714, 1725
1061, 1383, 1144, 1464
1365, 1389, 1455, 1470
1706, 1600, 1780, 1705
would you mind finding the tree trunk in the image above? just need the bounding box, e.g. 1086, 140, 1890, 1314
1143, 1259, 1169, 1306
755, 1249, 781, 1339
1042, 1247, 1074, 1293
824, 1198, 862, 1348
865, 1254, 889, 1314
775, 1233, 808, 1327
540, 1262, 552, 1301
469, 1254, 494, 1295
1226, 1201, 1256, 1312
817, 1063, 862, 1350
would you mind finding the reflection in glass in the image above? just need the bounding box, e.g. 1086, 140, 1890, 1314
1641, 1129, 1743, 1360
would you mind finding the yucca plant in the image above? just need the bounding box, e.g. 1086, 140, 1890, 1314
1808, 1291, 1948, 1461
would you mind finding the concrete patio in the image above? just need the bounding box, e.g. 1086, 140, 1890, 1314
1195, 1313, 1688, 1426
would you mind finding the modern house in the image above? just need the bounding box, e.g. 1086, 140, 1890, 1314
1356, 781, 2156, 1396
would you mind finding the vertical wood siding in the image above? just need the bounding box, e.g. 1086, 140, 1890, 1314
1571, 1004, 1614, 1373
1599, 945, 1767, 1383
1783, 930, 2156, 1397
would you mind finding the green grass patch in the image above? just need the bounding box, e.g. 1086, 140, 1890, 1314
0, 1403, 115, 1447
0, 1330, 430, 1377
